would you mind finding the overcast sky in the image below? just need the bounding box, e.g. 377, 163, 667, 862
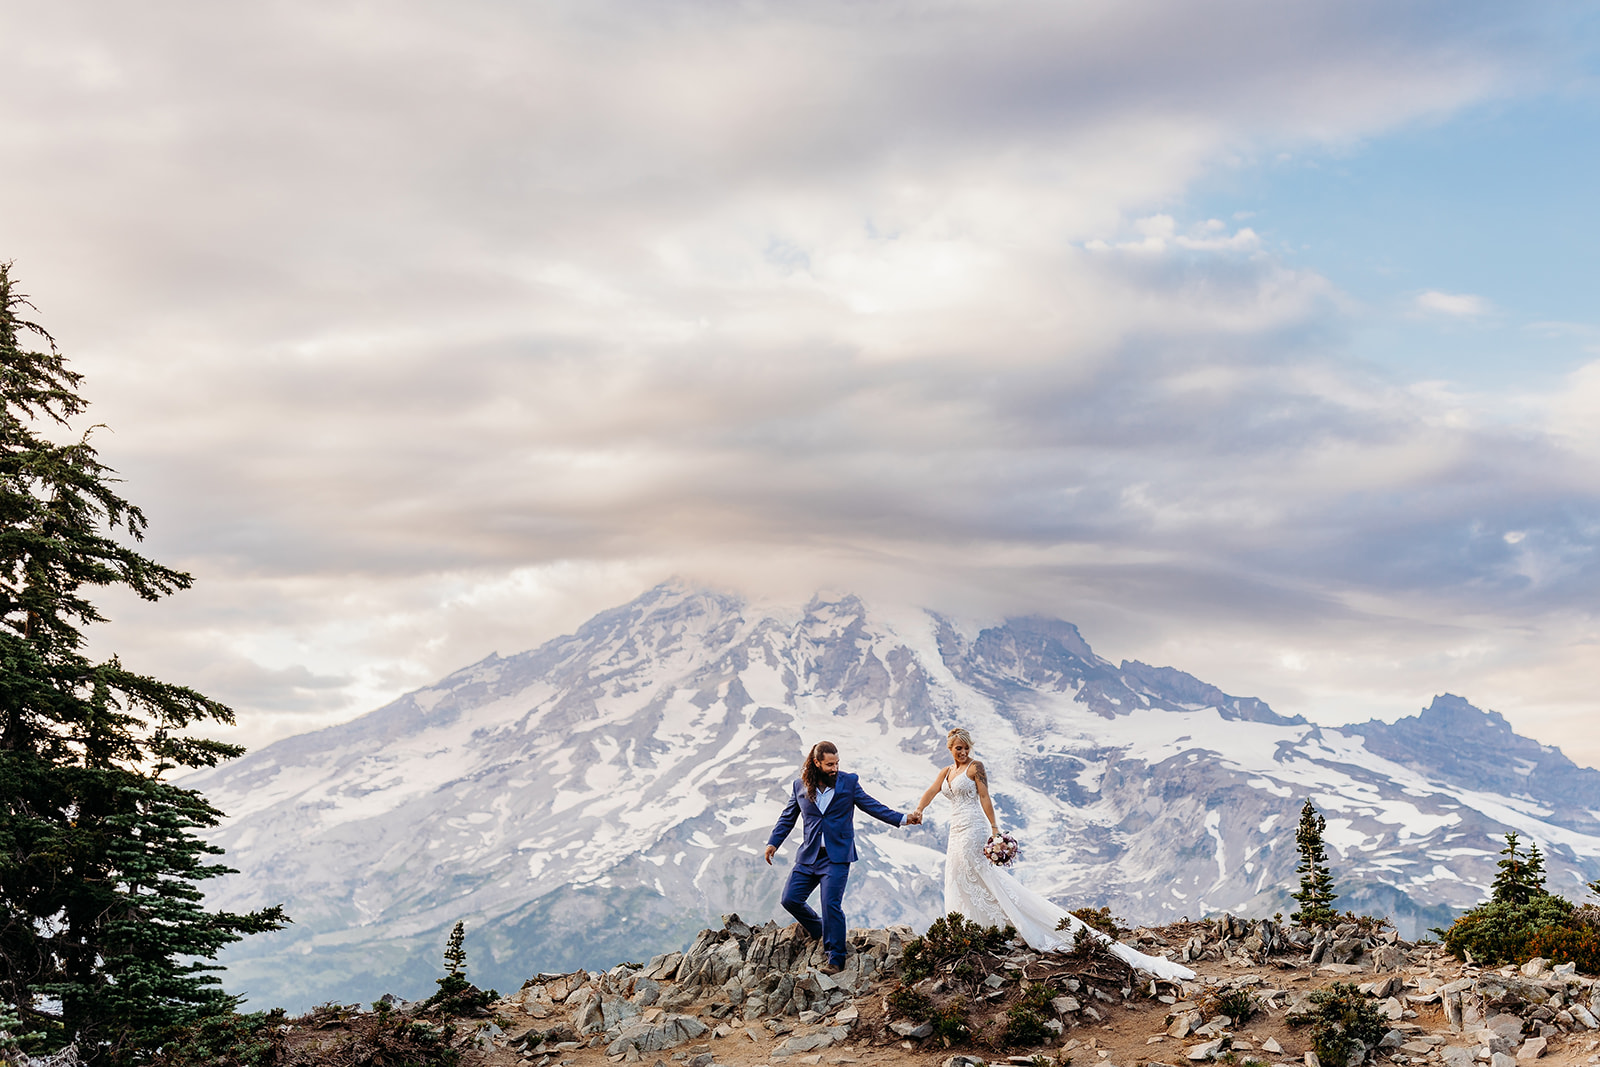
3, 2, 1599, 766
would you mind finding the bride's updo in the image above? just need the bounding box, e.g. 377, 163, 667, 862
946, 727, 973, 750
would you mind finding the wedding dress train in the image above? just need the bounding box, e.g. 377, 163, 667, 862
939, 771, 1194, 981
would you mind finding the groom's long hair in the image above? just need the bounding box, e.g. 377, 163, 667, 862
802, 741, 838, 801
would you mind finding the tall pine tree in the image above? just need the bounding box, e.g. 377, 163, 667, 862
1289, 799, 1338, 926
0, 264, 285, 1063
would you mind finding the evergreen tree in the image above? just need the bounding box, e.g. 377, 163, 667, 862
0, 264, 285, 1063
1289, 799, 1338, 926
443, 921, 467, 978
1489, 832, 1547, 906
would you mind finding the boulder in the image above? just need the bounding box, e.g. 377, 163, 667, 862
773, 1026, 850, 1057
605, 1014, 710, 1056
1186, 1039, 1228, 1060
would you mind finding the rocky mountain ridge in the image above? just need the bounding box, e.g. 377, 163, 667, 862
185, 583, 1600, 1012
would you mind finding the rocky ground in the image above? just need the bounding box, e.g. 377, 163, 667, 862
301, 914, 1600, 1067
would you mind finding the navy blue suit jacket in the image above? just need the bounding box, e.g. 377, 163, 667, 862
767, 772, 906, 867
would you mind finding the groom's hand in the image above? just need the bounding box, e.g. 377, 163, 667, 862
904, 811, 922, 825
764, 845, 777, 865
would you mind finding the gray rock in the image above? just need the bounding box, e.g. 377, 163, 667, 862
1186, 1039, 1228, 1060
890, 1020, 934, 1040
1440, 1047, 1477, 1067
772, 1026, 849, 1057
941, 1057, 987, 1067
1327, 939, 1365, 965
1520, 959, 1550, 979
1491, 1055, 1516, 1067
605, 1014, 710, 1057
1515, 1037, 1546, 1061
1053, 996, 1082, 1016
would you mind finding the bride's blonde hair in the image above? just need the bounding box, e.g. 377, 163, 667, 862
946, 727, 973, 749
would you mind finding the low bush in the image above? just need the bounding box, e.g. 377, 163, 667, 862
1209, 989, 1258, 1025
1524, 924, 1600, 974
930, 997, 972, 1043
1000, 1003, 1051, 1048
1068, 907, 1127, 939
149, 1011, 288, 1067
888, 986, 933, 1021
901, 913, 1017, 981
1286, 982, 1386, 1067
1438, 896, 1576, 966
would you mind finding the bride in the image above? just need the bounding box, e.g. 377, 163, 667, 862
911, 728, 1194, 981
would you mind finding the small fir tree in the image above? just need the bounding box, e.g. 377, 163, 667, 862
0, 265, 285, 1063
433, 921, 471, 1001
1489, 832, 1548, 905
1290, 799, 1338, 926
443, 921, 467, 978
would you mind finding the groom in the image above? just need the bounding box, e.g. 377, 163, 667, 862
764, 740, 921, 974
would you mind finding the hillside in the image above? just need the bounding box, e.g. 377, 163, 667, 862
269, 913, 1600, 1067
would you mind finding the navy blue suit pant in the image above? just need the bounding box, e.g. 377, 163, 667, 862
780, 846, 850, 966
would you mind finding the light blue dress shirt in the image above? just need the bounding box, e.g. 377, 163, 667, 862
815, 785, 835, 854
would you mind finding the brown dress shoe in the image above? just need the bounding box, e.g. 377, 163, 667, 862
819, 961, 844, 976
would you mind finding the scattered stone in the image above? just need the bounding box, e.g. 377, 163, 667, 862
1521, 960, 1550, 979
941, 1057, 987, 1067
1263, 1038, 1284, 1054
1440, 1048, 1477, 1067
890, 1020, 933, 1040
1492, 1055, 1517, 1067
1517, 1038, 1547, 1062
1187, 1039, 1228, 1060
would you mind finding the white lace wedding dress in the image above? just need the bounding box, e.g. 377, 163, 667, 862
940, 771, 1194, 981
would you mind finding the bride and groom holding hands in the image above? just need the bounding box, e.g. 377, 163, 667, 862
764, 729, 1193, 980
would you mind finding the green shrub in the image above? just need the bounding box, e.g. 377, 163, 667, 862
1017, 983, 1057, 1012
901, 913, 1017, 981
1286, 983, 1386, 1067
1066, 925, 1110, 961
930, 997, 972, 1043
1524, 924, 1600, 974
1439, 895, 1575, 965
148, 1011, 288, 1067
888, 986, 933, 1021
1211, 989, 1258, 1025
1000, 1004, 1052, 1047
1067, 907, 1126, 938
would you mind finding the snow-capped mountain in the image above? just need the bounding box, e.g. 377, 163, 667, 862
190, 582, 1600, 1011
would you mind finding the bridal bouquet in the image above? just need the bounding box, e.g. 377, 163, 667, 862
983, 831, 1020, 867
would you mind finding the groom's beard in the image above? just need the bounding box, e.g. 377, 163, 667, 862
819, 772, 837, 789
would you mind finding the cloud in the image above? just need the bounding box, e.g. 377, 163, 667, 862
1415, 290, 1491, 317
2, 3, 1595, 765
